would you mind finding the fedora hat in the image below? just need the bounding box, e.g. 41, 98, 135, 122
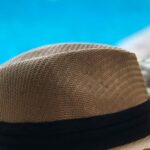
0, 43, 149, 150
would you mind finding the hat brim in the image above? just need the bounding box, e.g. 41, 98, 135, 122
112, 135, 150, 150
0, 135, 149, 150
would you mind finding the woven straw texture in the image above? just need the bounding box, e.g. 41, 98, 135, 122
112, 136, 150, 150
0, 43, 148, 123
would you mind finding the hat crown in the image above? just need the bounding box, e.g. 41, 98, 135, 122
0, 43, 148, 123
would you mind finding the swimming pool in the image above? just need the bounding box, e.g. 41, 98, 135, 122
0, 0, 150, 64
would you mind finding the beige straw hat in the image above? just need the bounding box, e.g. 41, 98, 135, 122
0, 43, 149, 150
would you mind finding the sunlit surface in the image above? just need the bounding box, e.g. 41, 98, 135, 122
0, 0, 150, 63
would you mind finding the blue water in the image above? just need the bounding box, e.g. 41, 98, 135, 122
0, 0, 150, 64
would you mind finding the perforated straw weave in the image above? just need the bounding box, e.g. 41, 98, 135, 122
0, 43, 148, 123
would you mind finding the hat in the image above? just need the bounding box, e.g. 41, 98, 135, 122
0, 43, 149, 150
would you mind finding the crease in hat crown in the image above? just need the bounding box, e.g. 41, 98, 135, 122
0, 43, 148, 123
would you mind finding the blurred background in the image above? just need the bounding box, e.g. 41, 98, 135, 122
0, 0, 150, 64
